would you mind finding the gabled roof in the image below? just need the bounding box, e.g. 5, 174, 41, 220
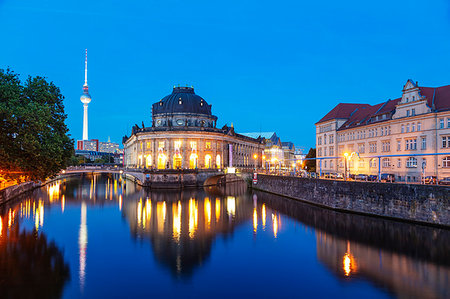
316, 103, 371, 124
419, 85, 450, 112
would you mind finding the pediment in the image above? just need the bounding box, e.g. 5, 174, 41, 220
403, 79, 417, 91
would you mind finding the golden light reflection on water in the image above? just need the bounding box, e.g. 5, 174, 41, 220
189, 198, 198, 238
137, 198, 142, 226
157, 201, 166, 233
61, 195, 65, 213
119, 194, 122, 211
215, 199, 220, 222
253, 208, 258, 233
227, 196, 235, 217
262, 204, 266, 230
173, 201, 181, 241
343, 241, 357, 277
0, 216, 2, 237
47, 182, 60, 202
272, 213, 278, 238
205, 197, 211, 230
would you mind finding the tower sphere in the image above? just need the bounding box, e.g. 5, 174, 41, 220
80, 93, 91, 104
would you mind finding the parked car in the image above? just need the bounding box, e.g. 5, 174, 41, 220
368, 175, 378, 182
380, 173, 395, 183
438, 177, 450, 185
355, 174, 368, 181
336, 173, 344, 180
423, 176, 437, 184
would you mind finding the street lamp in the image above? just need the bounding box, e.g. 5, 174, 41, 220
253, 154, 258, 170
344, 152, 349, 181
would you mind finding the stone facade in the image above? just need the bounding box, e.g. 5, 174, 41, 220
316, 79, 450, 182
253, 174, 450, 226
123, 87, 264, 170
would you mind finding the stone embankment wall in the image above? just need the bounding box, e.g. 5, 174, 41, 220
253, 174, 450, 227
0, 182, 40, 205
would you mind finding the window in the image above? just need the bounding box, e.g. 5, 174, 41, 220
382, 158, 390, 168
448, 118, 450, 128
397, 140, 401, 151
412, 108, 416, 116
401, 125, 404, 133
329, 135, 334, 144
174, 140, 182, 150
382, 141, 390, 152
324, 148, 327, 156
406, 157, 418, 168
443, 156, 450, 168
370, 159, 377, 168
329, 146, 334, 156
190, 141, 197, 150
369, 142, 377, 153
412, 123, 416, 132
406, 124, 410, 133
318, 148, 322, 157
318, 137, 322, 145
324, 134, 327, 145
205, 141, 211, 149
324, 160, 327, 168
158, 141, 165, 150
358, 143, 365, 153
421, 137, 427, 150
406, 110, 410, 117
405, 139, 417, 150
330, 160, 334, 168
417, 122, 421, 131
397, 159, 401, 168
146, 142, 151, 149
443, 136, 449, 148
439, 119, 444, 129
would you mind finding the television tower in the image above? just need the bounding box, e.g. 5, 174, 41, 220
80, 49, 91, 140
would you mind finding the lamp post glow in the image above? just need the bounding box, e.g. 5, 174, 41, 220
344, 152, 349, 181
253, 154, 258, 170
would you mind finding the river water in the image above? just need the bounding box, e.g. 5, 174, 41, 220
0, 174, 448, 298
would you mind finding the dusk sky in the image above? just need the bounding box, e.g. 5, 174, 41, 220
1, 0, 449, 151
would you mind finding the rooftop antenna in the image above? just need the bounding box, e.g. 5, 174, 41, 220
84, 49, 88, 87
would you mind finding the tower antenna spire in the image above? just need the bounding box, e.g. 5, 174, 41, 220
84, 49, 88, 86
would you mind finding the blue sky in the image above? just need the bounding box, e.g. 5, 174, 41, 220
1, 0, 449, 150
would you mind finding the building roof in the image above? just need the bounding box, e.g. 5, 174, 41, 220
281, 142, 295, 150
317, 83, 450, 130
316, 103, 371, 124
152, 86, 213, 116
240, 132, 276, 139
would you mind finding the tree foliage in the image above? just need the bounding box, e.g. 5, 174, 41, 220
0, 68, 73, 181
304, 148, 316, 172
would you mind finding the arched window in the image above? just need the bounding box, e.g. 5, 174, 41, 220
216, 155, 221, 169
173, 153, 182, 169
205, 154, 212, 169
146, 155, 152, 168
406, 157, 418, 168
189, 153, 198, 169
443, 156, 450, 168
157, 153, 167, 169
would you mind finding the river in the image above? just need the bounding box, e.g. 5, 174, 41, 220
0, 174, 448, 298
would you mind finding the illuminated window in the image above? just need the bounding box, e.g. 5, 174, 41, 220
146, 142, 151, 149
157, 154, 167, 169
216, 155, 221, 168
174, 140, 181, 150
190, 141, 197, 151
406, 157, 417, 168
189, 153, 198, 169
173, 154, 182, 169
443, 156, 450, 168
158, 141, 165, 150
205, 154, 212, 169
205, 142, 211, 149
146, 155, 152, 168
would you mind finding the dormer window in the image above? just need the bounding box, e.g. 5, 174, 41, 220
159, 101, 163, 106
406, 110, 410, 117
412, 96, 415, 101
406, 97, 409, 103
178, 98, 182, 105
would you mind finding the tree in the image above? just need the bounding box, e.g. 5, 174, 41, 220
304, 148, 316, 173
0, 68, 73, 182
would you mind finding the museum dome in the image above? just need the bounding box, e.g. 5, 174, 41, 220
152, 86, 212, 116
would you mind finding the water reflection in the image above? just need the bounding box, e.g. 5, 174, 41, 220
0, 175, 447, 298
255, 191, 450, 299
122, 184, 253, 278
0, 202, 69, 298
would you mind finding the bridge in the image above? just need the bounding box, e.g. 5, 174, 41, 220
60, 166, 250, 188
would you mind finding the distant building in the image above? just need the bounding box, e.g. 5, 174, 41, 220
316, 79, 450, 182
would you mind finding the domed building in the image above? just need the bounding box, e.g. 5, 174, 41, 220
123, 86, 263, 170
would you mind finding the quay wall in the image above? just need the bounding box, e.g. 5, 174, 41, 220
0, 182, 40, 205
253, 174, 450, 227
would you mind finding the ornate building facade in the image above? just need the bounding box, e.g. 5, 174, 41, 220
123, 86, 263, 170
316, 79, 450, 182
